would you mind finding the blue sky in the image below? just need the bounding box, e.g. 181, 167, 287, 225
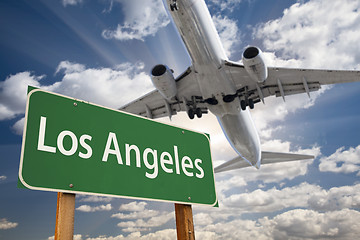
1, 0, 360, 239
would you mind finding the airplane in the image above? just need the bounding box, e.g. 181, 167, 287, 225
120, 0, 360, 173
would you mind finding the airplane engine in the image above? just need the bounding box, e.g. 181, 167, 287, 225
151, 64, 177, 100
242, 46, 268, 83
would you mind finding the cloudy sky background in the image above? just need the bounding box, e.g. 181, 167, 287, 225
1, 0, 360, 239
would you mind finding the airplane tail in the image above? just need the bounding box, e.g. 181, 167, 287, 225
214, 151, 314, 173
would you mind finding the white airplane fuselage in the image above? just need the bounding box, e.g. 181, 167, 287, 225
164, 0, 261, 167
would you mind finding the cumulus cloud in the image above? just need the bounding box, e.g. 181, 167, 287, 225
265, 209, 360, 240
113, 201, 174, 233
0, 175, 6, 181
255, 0, 360, 70
76, 204, 112, 212
49, 61, 153, 108
118, 201, 147, 212
0, 72, 42, 121
117, 212, 173, 232
221, 183, 360, 213
112, 209, 159, 220
319, 145, 360, 175
212, 15, 241, 57
48, 234, 83, 240
0, 218, 18, 230
53, 207, 360, 239
62, 229, 176, 240
102, 0, 170, 41
0, 61, 153, 135
209, 0, 242, 12
78, 195, 113, 203
113, 201, 173, 233
200, 208, 360, 240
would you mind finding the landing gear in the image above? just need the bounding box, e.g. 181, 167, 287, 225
240, 100, 247, 111
188, 108, 195, 119
170, 0, 178, 11
195, 108, 202, 118
248, 99, 254, 109
240, 98, 254, 110
184, 96, 207, 120
187, 108, 203, 119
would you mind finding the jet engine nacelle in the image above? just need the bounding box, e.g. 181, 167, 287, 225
242, 46, 268, 83
151, 64, 177, 100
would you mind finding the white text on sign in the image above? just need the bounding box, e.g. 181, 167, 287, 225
37, 116, 205, 180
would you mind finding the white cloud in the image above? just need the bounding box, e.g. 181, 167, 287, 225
264, 209, 360, 240
102, 0, 170, 41
118, 201, 147, 212
78, 195, 113, 203
117, 212, 173, 233
193, 212, 214, 226
0, 72, 42, 120
114, 201, 173, 233
72, 229, 176, 240
209, 0, 242, 12
319, 145, 360, 175
61, 0, 83, 7
76, 204, 112, 212
255, 0, 360, 70
48, 234, 83, 240
0, 176, 6, 181
307, 184, 360, 211
112, 209, 159, 220
221, 182, 360, 213
194, 207, 360, 239
48, 61, 153, 109
0, 218, 18, 230
12, 117, 25, 135
212, 15, 241, 57
55, 61, 86, 74
67, 208, 360, 239
0, 61, 153, 135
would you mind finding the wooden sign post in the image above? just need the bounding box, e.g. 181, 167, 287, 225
55, 192, 76, 240
175, 203, 195, 240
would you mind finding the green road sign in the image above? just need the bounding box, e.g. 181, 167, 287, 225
19, 88, 217, 206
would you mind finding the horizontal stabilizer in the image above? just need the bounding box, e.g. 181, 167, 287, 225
214, 151, 314, 173
261, 151, 314, 165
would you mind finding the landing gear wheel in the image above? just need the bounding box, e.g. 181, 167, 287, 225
240, 100, 247, 111
248, 99, 254, 109
195, 108, 202, 118
170, 3, 178, 11
188, 109, 195, 119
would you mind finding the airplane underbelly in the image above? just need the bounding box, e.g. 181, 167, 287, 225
217, 110, 261, 166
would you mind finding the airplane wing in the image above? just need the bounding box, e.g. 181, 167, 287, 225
119, 67, 208, 119
224, 60, 360, 104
